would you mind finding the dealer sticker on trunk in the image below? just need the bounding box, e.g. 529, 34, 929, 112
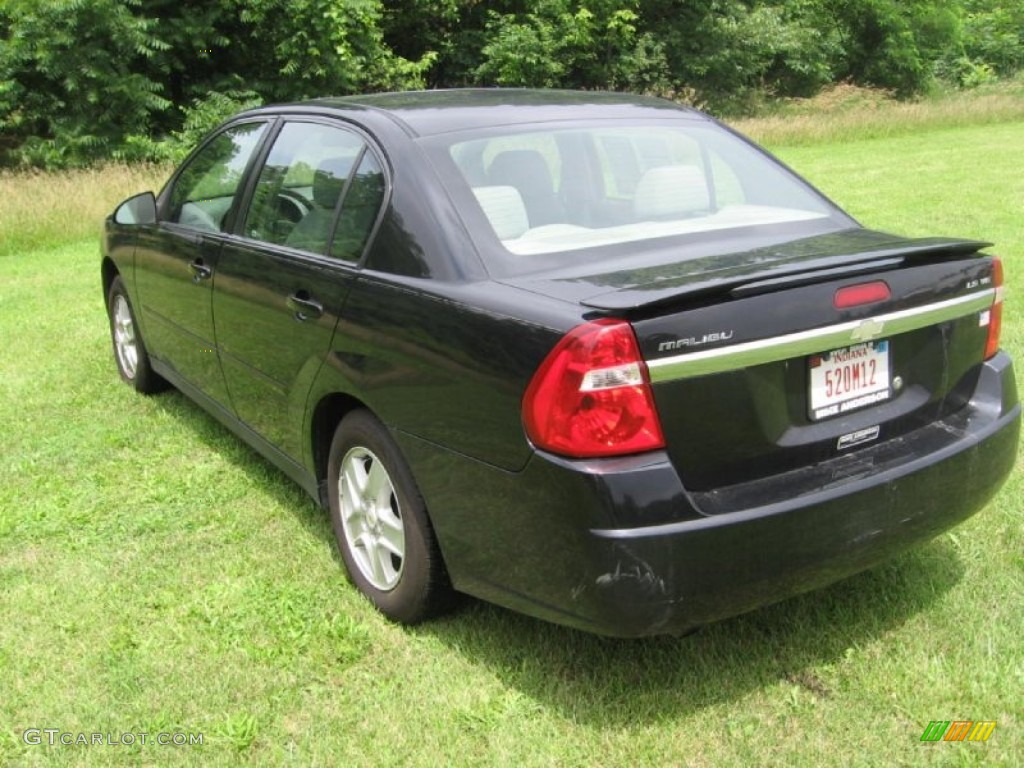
809, 340, 891, 421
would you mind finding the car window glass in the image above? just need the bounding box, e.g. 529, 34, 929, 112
242, 122, 364, 254
596, 135, 642, 198
596, 129, 703, 200
446, 125, 834, 257
708, 151, 746, 207
330, 151, 385, 262
481, 134, 560, 193
168, 122, 267, 232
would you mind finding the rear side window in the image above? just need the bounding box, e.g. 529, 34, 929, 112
331, 151, 385, 261
167, 122, 267, 232
241, 121, 370, 257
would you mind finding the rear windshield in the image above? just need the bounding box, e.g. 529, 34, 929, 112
426, 120, 852, 273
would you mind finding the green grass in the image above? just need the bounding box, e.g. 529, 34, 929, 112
2, 116, 1023, 766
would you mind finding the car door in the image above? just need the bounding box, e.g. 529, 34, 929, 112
133, 121, 270, 406
213, 119, 386, 458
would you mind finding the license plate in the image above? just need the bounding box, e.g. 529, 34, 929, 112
808, 340, 891, 421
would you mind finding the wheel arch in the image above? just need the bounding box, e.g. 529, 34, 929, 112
309, 391, 369, 507
101, 257, 120, 308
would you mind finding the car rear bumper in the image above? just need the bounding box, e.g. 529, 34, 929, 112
408, 353, 1019, 637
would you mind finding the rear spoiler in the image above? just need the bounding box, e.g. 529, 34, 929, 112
580, 238, 992, 313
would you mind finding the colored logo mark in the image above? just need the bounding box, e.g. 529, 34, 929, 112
920, 720, 996, 742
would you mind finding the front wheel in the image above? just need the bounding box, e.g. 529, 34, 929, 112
107, 275, 167, 394
327, 410, 453, 624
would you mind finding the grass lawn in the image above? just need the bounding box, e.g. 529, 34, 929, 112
1, 115, 1022, 766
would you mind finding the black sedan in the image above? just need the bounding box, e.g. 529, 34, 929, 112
102, 89, 1019, 637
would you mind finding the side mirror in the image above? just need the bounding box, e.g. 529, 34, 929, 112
113, 191, 157, 225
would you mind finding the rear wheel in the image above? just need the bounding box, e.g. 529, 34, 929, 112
107, 275, 166, 394
327, 410, 453, 624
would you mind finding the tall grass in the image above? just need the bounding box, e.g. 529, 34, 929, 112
733, 81, 1024, 146
0, 164, 169, 257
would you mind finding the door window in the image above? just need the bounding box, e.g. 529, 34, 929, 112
242, 121, 383, 259
167, 122, 267, 232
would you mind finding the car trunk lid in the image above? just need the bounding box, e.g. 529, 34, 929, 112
506, 228, 1000, 496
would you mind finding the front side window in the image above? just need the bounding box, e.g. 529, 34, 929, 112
442, 123, 843, 259
241, 121, 383, 259
167, 122, 267, 232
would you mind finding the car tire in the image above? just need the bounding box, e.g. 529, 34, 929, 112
107, 275, 167, 394
327, 410, 453, 624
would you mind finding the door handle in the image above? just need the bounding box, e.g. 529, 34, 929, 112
287, 291, 324, 321
188, 259, 213, 283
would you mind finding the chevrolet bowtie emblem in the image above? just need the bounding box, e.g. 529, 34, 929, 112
851, 318, 885, 342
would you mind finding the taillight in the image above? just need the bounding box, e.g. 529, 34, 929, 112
984, 257, 1004, 359
522, 319, 665, 458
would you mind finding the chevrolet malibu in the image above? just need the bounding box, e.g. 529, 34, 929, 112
102, 89, 1019, 637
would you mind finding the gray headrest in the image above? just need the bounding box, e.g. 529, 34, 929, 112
473, 186, 529, 240
633, 164, 710, 219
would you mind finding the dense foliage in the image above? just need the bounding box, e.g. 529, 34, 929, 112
1, 0, 1022, 167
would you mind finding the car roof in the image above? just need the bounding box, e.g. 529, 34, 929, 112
243, 88, 705, 138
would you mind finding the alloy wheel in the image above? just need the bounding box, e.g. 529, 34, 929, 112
338, 446, 406, 591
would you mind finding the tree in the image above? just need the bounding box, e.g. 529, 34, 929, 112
0, 0, 169, 166
474, 0, 670, 93
0, 0, 433, 167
